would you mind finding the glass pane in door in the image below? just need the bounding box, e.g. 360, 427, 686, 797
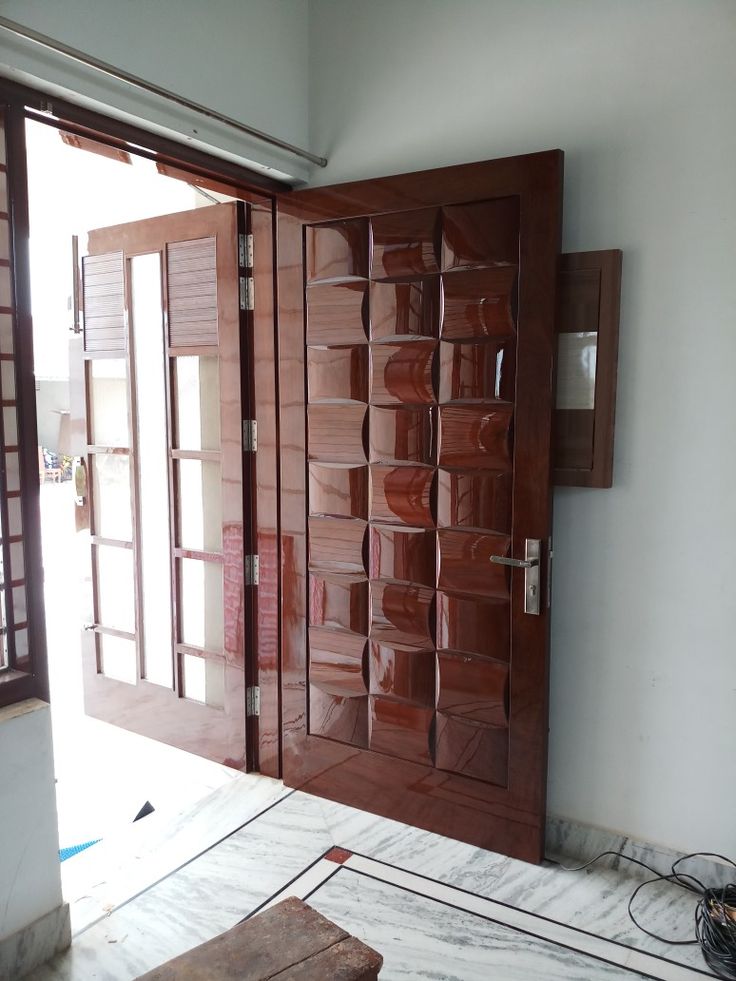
91, 454, 132, 541
174, 356, 220, 450
182, 653, 225, 708
178, 557, 224, 651
130, 253, 174, 688
176, 459, 222, 552
95, 544, 135, 633
89, 358, 129, 447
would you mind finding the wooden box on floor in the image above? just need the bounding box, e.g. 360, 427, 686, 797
136, 897, 382, 980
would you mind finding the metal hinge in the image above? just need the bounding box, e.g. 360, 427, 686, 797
245, 554, 259, 586
242, 419, 257, 452
238, 233, 254, 269
246, 686, 261, 717
239, 275, 254, 311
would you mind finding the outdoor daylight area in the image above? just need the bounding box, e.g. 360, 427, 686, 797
27, 119, 239, 855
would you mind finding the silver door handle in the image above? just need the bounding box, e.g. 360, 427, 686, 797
489, 555, 539, 569
490, 539, 542, 615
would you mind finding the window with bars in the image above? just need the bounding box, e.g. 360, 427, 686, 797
0, 101, 49, 707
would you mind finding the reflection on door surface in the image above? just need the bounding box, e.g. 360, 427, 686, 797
74, 203, 250, 768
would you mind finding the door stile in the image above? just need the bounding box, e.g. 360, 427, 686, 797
236, 202, 260, 770
249, 200, 280, 777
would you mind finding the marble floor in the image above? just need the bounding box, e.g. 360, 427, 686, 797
32, 781, 717, 981
41, 481, 240, 849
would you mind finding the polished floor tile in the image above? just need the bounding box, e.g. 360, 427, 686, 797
32, 787, 715, 981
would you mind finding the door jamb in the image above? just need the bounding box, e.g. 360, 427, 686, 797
0, 75, 283, 776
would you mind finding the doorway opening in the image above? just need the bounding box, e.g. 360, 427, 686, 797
25, 118, 246, 855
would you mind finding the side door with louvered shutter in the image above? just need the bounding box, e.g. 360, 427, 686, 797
74, 203, 251, 768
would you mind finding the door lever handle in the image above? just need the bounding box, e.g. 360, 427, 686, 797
490, 538, 542, 615
489, 555, 539, 569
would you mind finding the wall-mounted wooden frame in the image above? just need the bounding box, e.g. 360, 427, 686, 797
553, 249, 622, 488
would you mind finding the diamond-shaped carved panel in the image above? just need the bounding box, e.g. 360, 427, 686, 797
370, 280, 440, 340
371, 208, 441, 279
307, 219, 369, 283
370, 465, 435, 528
308, 404, 367, 464
438, 340, 514, 404
307, 345, 368, 403
438, 404, 512, 470
369, 406, 434, 465
437, 529, 510, 599
369, 525, 436, 588
306, 282, 368, 345
310, 573, 369, 635
369, 696, 434, 765
437, 652, 509, 727
309, 626, 368, 697
370, 340, 437, 405
434, 713, 508, 785
441, 197, 519, 271
369, 642, 436, 707
436, 469, 511, 533
309, 517, 367, 576
437, 592, 510, 661
371, 581, 434, 649
309, 463, 368, 520
441, 268, 517, 342
309, 687, 368, 749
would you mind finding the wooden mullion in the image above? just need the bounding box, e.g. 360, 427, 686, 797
176, 643, 226, 664
90, 535, 133, 549
87, 444, 129, 455
89, 624, 136, 642
167, 345, 219, 358
173, 547, 224, 564
171, 448, 221, 462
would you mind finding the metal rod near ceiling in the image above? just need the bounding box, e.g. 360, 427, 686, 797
0, 15, 328, 168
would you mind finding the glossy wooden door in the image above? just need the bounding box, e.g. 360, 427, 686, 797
76, 203, 251, 768
278, 152, 562, 862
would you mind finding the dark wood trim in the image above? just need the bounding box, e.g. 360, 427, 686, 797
553, 250, 622, 488
238, 202, 259, 771
0, 71, 289, 199
250, 200, 281, 778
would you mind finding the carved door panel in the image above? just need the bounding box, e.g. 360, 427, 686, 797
278, 153, 562, 862
73, 203, 252, 768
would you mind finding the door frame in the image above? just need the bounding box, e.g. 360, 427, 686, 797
0, 75, 284, 776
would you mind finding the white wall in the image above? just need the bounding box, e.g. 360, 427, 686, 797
0, 0, 311, 181
0, 700, 63, 942
308, 0, 736, 857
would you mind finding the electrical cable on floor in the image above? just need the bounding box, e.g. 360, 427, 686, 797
548, 850, 736, 980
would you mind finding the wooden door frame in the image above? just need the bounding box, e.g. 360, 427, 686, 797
0, 76, 284, 776
276, 152, 563, 862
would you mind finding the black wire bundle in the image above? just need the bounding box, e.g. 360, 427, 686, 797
551, 850, 736, 980
696, 883, 736, 979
